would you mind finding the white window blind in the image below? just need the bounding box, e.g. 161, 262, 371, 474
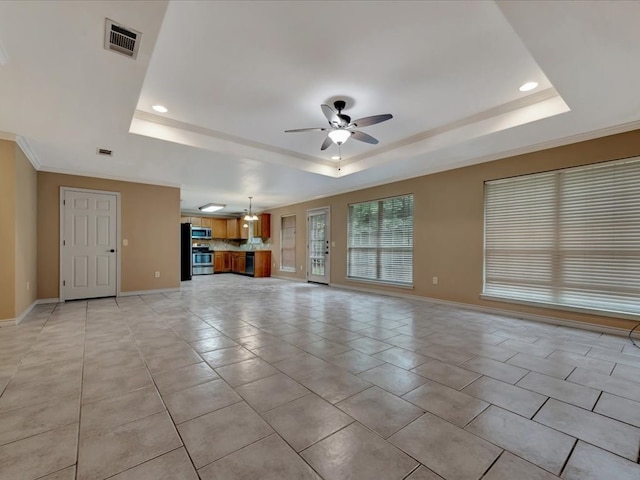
348, 194, 413, 286
484, 157, 640, 317
280, 215, 296, 272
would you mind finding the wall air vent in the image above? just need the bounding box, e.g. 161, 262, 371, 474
97, 148, 113, 157
104, 19, 141, 60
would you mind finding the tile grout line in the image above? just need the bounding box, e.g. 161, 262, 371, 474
558, 438, 579, 478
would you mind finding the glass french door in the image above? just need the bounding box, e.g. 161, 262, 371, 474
307, 207, 330, 284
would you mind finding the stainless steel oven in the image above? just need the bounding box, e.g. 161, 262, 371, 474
192, 250, 213, 275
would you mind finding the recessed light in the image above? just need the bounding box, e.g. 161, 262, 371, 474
519, 82, 538, 92
331, 155, 341, 161
152, 105, 168, 113
199, 203, 226, 213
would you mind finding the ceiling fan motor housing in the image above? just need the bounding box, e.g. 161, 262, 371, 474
333, 100, 351, 126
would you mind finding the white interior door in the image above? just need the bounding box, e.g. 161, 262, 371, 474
61, 189, 118, 300
307, 207, 330, 284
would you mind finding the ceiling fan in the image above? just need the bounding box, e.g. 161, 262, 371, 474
285, 100, 393, 151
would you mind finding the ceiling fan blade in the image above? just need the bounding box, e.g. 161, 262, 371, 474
320, 136, 333, 151
284, 127, 328, 133
351, 130, 379, 145
351, 113, 393, 128
321, 104, 341, 126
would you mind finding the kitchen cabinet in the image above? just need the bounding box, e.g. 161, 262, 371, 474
240, 220, 249, 240
190, 216, 202, 227
223, 251, 231, 272
231, 251, 246, 274
214, 252, 224, 273
211, 218, 227, 238
254, 251, 272, 278
226, 218, 239, 239
200, 217, 212, 229
254, 213, 271, 239
180, 216, 191, 224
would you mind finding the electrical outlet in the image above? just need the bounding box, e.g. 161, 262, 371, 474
155, 271, 160, 278
26, 281, 30, 291
432, 276, 438, 285
123, 239, 128, 246
300, 265, 303, 271
272, 263, 275, 268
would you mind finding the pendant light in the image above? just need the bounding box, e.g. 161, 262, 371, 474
243, 197, 258, 221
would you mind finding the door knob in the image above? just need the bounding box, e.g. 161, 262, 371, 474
108, 249, 115, 253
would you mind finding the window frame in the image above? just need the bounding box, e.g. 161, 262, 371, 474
482, 156, 640, 320
347, 193, 414, 287
280, 214, 296, 272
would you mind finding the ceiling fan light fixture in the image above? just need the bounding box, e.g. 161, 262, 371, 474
328, 129, 351, 145
199, 203, 226, 213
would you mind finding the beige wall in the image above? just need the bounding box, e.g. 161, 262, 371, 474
268, 129, 640, 331
37, 172, 181, 298
14, 144, 37, 315
0, 140, 37, 321
0, 140, 16, 319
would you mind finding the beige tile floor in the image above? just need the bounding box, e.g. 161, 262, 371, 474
1, 275, 640, 479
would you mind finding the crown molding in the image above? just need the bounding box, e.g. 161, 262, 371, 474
37, 165, 181, 189
16, 136, 42, 170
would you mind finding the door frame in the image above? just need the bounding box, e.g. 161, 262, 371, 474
59, 187, 121, 302
306, 206, 330, 284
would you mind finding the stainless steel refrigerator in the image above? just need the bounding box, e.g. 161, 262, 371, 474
180, 223, 192, 281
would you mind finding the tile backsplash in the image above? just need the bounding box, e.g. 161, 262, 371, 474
195, 239, 271, 251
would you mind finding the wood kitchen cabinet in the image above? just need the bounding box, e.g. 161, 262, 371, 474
180, 216, 191, 224
254, 251, 272, 278
213, 251, 231, 273
253, 213, 271, 239
211, 218, 227, 238
231, 251, 246, 274
226, 218, 239, 239
190, 216, 202, 226
200, 217, 212, 228
240, 221, 249, 240
214, 252, 224, 273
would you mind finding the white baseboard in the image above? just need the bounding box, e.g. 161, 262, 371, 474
331, 282, 638, 338
119, 288, 181, 297
37, 298, 60, 304
2, 300, 36, 326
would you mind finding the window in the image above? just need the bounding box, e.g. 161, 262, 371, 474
280, 215, 296, 272
484, 157, 640, 317
348, 194, 413, 286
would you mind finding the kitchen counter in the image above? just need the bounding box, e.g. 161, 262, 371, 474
212, 250, 271, 277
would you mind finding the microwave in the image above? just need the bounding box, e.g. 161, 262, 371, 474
191, 226, 212, 239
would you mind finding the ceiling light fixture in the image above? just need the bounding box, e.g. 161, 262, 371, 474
328, 129, 352, 145
331, 155, 341, 161
243, 197, 259, 221
199, 203, 226, 213
152, 105, 168, 113
519, 82, 538, 92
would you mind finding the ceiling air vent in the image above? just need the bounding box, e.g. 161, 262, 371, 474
104, 19, 141, 60
97, 148, 113, 157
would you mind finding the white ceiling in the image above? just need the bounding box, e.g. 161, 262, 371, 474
1, 1, 639, 215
